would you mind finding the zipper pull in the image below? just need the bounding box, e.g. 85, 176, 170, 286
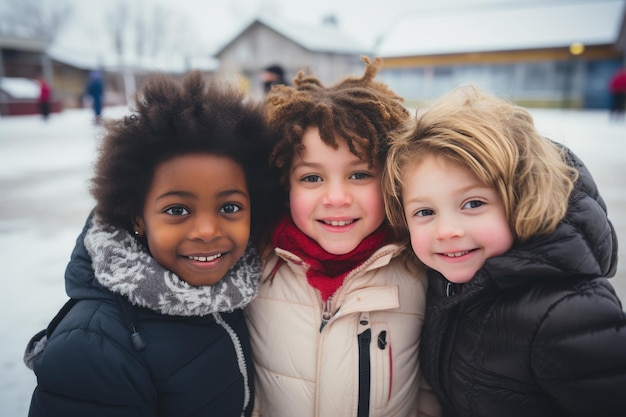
446, 281, 461, 297
377, 330, 387, 350
320, 298, 333, 332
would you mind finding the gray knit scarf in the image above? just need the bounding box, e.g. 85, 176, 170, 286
84, 217, 260, 316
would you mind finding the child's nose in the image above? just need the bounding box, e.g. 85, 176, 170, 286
436, 216, 464, 240
190, 212, 222, 241
323, 181, 352, 207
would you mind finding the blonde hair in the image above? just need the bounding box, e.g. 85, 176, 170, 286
383, 85, 578, 242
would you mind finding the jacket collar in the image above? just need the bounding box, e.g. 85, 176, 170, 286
84, 217, 261, 316
275, 242, 404, 277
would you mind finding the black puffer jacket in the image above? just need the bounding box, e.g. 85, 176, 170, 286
25, 216, 258, 417
420, 148, 625, 417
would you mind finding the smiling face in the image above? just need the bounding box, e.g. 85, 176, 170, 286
134, 154, 250, 286
401, 156, 514, 283
288, 126, 385, 255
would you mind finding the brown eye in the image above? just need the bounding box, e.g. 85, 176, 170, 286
165, 206, 189, 216
220, 203, 242, 214
301, 175, 322, 183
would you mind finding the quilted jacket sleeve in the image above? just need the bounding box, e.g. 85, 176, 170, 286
28, 302, 157, 417
531, 278, 626, 417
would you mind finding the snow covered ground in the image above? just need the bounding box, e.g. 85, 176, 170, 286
1, 106, 625, 417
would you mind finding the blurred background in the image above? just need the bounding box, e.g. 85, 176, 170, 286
1, 0, 625, 113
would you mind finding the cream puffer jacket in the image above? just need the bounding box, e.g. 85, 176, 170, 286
246, 243, 440, 417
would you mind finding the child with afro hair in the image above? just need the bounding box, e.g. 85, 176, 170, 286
25, 70, 283, 417
245, 57, 440, 417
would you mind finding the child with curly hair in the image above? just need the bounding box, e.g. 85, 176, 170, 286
383, 85, 626, 417
245, 57, 439, 417
24, 71, 282, 417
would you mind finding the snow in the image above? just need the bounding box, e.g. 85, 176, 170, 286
0, 78, 40, 100
0, 106, 127, 417
1, 105, 625, 417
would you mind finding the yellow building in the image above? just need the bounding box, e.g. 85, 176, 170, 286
375, 0, 626, 109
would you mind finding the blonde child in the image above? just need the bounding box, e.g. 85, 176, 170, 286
383, 85, 626, 417
245, 57, 439, 417
24, 71, 281, 417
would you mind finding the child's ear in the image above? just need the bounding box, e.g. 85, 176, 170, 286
132, 217, 145, 237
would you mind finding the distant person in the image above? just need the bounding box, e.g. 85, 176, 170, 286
86, 70, 104, 124
609, 66, 626, 121
24, 71, 281, 417
261, 64, 288, 94
383, 85, 626, 417
36, 74, 51, 121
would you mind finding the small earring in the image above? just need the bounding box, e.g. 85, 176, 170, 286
134, 230, 139, 235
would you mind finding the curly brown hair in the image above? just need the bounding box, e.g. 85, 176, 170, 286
90, 70, 283, 248
265, 56, 410, 184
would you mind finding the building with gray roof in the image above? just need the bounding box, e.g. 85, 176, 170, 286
375, 0, 626, 108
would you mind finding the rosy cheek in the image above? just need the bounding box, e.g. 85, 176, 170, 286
289, 193, 304, 217
410, 234, 423, 255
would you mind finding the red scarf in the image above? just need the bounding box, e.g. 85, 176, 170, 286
273, 216, 390, 301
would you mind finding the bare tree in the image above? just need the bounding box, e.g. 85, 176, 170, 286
134, 14, 147, 61
0, 0, 71, 41
108, 1, 129, 65
158, 12, 201, 65
107, 1, 135, 103
104, 0, 201, 102
0, 0, 73, 81
146, 5, 168, 58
